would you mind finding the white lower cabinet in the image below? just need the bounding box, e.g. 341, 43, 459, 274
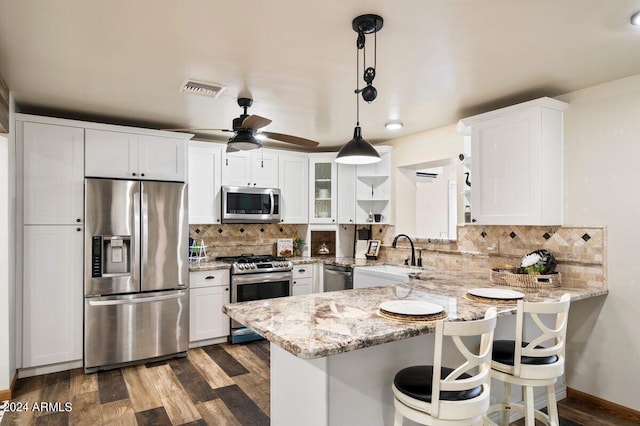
189, 270, 230, 343
22, 225, 83, 368
292, 263, 313, 295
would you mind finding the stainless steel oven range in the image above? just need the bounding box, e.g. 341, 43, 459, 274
217, 254, 293, 343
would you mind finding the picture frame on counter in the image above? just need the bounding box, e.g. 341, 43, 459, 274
277, 238, 293, 257
366, 239, 381, 259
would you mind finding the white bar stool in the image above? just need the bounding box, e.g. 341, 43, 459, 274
486, 293, 571, 426
392, 307, 498, 426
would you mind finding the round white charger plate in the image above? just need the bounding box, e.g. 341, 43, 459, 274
467, 288, 524, 300
379, 300, 444, 316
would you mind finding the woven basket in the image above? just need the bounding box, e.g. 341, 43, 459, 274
490, 268, 561, 289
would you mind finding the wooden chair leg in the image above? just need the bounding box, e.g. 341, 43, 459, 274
524, 386, 535, 426
546, 384, 559, 426
393, 407, 403, 426
502, 382, 511, 426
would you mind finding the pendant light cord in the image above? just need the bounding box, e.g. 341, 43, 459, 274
356, 40, 360, 126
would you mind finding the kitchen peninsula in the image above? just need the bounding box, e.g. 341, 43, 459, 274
223, 269, 607, 426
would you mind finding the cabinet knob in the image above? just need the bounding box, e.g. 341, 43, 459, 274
332, 219, 335, 223
205, 276, 215, 280
132, 172, 137, 176
76, 227, 82, 232
76, 218, 81, 223
248, 182, 251, 186
141, 173, 145, 177
253, 183, 256, 186
293, 281, 297, 284
349, 219, 353, 223
225, 288, 229, 291
217, 219, 221, 222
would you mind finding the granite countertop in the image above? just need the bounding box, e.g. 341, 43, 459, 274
222, 269, 607, 359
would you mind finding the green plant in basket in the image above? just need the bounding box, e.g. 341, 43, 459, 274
519, 249, 557, 275
293, 238, 305, 257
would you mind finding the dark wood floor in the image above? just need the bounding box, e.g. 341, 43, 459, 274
0, 340, 636, 425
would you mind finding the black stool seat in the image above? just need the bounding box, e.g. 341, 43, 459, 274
492, 340, 559, 366
393, 365, 482, 403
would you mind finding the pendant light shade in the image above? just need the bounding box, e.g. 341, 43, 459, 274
335, 126, 380, 164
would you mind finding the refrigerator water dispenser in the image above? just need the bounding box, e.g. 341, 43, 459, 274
92, 235, 131, 277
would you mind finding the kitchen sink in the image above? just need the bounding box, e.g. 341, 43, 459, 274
353, 264, 422, 289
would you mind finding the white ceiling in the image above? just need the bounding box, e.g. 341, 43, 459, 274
2, 1, 640, 149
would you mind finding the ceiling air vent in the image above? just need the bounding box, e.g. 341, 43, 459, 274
180, 79, 226, 98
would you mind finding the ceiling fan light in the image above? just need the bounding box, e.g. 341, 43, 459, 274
227, 130, 262, 151
632, 10, 640, 25
335, 126, 381, 165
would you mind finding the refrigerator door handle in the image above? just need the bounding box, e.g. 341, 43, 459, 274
140, 187, 149, 280
88, 291, 187, 306
132, 188, 141, 290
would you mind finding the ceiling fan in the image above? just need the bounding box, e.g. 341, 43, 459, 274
169, 97, 319, 152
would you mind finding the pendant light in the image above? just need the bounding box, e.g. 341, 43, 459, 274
335, 14, 383, 165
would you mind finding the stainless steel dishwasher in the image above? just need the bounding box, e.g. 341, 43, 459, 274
323, 264, 353, 292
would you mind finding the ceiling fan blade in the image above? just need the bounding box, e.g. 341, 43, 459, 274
261, 132, 319, 148
162, 128, 234, 132
242, 115, 272, 130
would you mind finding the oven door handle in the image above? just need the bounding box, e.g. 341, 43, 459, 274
233, 272, 292, 285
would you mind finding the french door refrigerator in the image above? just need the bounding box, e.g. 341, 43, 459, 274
84, 178, 188, 372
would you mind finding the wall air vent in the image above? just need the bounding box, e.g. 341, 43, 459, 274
180, 79, 226, 98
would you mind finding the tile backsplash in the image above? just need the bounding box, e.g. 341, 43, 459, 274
189, 224, 301, 258
378, 225, 606, 289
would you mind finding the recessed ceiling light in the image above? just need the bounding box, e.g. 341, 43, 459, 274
385, 120, 403, 130
631, 11, 640, 25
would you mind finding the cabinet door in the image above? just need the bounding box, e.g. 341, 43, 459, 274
471, 111, 539, 224
251, 150, 279, 187
337, 163, 356, 224
23, 225, 83, 367
222, 151, 252, 186
279, 154, 309, 223
309, 158, 337, 223
138, 135, 186, 182
85, 129, 139, 179
23, 122, 84, 225
189, 285, 230, 342
292, 278, 312, 296
188, 143, 222, 224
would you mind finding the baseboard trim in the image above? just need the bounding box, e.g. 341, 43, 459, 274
567, 387, 640, 423
0, 372, 18, 401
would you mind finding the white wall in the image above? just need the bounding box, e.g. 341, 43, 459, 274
385, 124, 464, 235
557, 74, 640, 411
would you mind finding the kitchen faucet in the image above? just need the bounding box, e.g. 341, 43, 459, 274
391, 234, 416, 266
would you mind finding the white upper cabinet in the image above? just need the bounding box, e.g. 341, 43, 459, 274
337, 163, 356, 224
85, 129, 188, 181
279, 152, 309, 224
22, 121, 85, 225
188, 141, 222, 224
457, 97, 568, 225
309, 154, 338, 224
222, 149, 279, 188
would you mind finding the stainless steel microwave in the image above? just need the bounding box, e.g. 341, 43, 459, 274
221, 186, 281, 223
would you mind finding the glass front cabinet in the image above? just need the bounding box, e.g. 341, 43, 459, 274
309, 155, 337, 223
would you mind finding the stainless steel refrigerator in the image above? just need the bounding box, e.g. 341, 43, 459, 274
83, 178, 189, 372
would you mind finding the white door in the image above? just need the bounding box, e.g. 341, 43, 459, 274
337, 163, 356, 224
85, 129, 139, 179
188, 142, 222, 224
189, 286, 231, 341
222, 151, 252, 186
23, 225, 83, 367
23, 122, 84, 225
138, 135, 186, 181
279, 154, 309, 223
251, 150, 279, 187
